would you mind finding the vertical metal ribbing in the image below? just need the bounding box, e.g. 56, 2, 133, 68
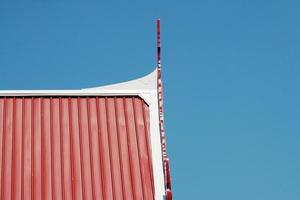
41, 97, 44, 200
0, 96, 155, 199
50, 97, 55, 200
59, 97, 65, 200
77, 97, 85, 200
67, 98, 75, 200
105, 97, 116, 200
123, 97, 136, 200
86, 97, 96, 200
11, 97, 16, 200
0, 98, 5, 199
31, 97, 34, 200
21, 97, 25, 200
113, 97, 126, 200
95, 97, 105, 200
132, 98, 145, 200
141, 100, 155, 199
32, 97, 42, 200
0, 98, 6, 200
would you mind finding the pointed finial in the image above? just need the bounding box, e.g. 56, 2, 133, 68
157, 18, 161, 68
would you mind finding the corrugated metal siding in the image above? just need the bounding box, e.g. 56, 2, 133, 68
0, 96, 154, 200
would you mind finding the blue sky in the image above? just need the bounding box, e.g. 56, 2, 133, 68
1, 1, 300, 199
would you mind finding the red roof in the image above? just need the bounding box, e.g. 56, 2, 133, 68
0, 96, 155, 199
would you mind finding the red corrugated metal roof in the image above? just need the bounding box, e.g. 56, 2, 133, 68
0, 96, 155, 200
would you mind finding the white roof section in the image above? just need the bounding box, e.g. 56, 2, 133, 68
0, 69, 157, 103
0, 68, 166, 200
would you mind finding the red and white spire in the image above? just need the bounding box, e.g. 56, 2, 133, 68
156, 19, 172, 200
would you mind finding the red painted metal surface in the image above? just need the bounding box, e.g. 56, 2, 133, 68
157, 19, 172, 199
0, 96, 154, 200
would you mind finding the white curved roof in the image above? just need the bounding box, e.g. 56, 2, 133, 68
0, 69, 157, 103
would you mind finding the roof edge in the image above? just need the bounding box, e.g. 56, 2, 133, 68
83, 68, 157, 91
0, 68, 158, 104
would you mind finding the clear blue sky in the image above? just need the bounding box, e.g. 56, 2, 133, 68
1, 1, 300, 199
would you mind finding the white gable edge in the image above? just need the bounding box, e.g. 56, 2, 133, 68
0, 69, 157, 103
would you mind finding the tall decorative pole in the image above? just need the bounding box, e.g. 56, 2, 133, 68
157, 19, 161, 69
157, 18, 172, 200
